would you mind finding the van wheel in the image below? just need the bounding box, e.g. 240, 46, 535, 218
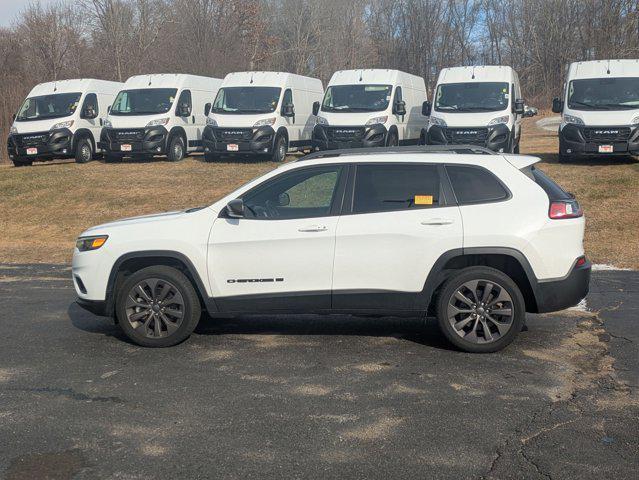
387, 131, 399, 147
513, 143, 520, 154
115, 265, 201, 347
13, 159, 33, 167
75, 138, 93, 164
272, 134, 287, 162
167, 135, 185, 162
435, 266, 525, 353
204, 153, 220, 163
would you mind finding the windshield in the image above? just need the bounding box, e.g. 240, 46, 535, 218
15, 92, 82, 121
435, 82, 510, 113
212, 87, 281, 114
110, 88, 177, 115
321, 84, 392, 112
567, 77, 639, 110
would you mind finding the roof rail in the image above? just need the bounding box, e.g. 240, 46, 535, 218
297, 144, 497, 161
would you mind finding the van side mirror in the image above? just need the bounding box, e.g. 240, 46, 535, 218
514, 98, 525, 115
312, 101, 320, 116
107, 106, 111, 114
552, 97, 564, 114
204, 103, 211, 116
394, 100, 406, 116
282, 103, 295, 117
226, 198, 244, 218
11, 113, 16, 121
422, 101, 432, 117
523, 106, 538, 118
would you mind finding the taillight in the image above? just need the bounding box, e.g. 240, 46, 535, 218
549, 200, 583, 219
576, 256, 587, 267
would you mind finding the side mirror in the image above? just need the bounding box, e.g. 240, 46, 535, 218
107, 106, 111, 114
226, 198, 244, 218
277, 192, 290, 206
422, 100, 432, 117
282, 103, 295, 117
204, 103, 211, 116
514, 98, 525, 115
523, 106, 538, 118
11, 113, 16, 121
312, 101, 320, 117
394, 100, 406, 116
552, 97, 564, 114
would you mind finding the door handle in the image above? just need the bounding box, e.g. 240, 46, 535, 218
421, 218, 454, 226
298, 225, 328, 232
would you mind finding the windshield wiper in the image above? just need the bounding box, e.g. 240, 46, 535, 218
436, 104, 459, 110
569, 101, 610, 110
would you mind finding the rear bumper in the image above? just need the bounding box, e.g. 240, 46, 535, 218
426, 124, 511, 152
202, 125, 275, 155
312, 124, 387, 151
98, 126, 168, 156
559, 124, 639, 156
7, 128, 74, 161
534, 260, 591, 313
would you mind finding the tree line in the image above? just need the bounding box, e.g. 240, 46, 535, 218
1, 0, 638, 162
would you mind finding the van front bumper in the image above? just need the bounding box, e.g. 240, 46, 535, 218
426, 124, 511, 152
559, 124, 639, 156
7, 128, 74, 161
202, 125, 275, 155
312, 124, 387, 151
98, 126, 168, 156
534, 259, 591, 313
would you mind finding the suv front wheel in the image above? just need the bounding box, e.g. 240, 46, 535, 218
115, 265, 201, 347
435, 266, 525, 353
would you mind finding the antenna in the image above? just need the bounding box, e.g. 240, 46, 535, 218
606, 59, 611, 75
148, 75, 152, 86
250, 72, 254, 84
359, 70, 363, 82
471, 66, 476, 80
53, 81, 57, 92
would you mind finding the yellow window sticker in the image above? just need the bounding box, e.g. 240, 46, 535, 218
415, 195, 433, 205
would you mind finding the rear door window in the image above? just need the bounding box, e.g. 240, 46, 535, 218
446, 165, 509, 204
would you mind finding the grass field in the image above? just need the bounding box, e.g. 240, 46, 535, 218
1, 117, 638, 268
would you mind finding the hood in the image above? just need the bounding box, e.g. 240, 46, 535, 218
209, 113, 278, 128
107, 114, 170, 129
317, 110, 390, 127
11, 117, 75, 134
562, 108, 639, 126
429, 110, 511, 128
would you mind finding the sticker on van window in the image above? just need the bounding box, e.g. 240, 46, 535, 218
504, 93, 509, 99
414, 195, 433, 205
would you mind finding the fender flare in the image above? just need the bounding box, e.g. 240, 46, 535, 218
167, 126, 187, 149
72, 128, 95, 153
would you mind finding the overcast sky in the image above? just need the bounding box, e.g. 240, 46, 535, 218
0, 0, 58, 27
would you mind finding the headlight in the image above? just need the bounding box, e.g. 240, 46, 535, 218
316, 116, 328, 126
563, 114, 584, 125
50, 120, 74, 130
253, 117, 276, 127
206, 117, 217, 127
488, 115, 510, 126
366, 115, 388, 126
631, 116, 639, 125
9, 125, 17, 135
146, 118, 169, 127
103, 118, 112, 128
428, 116, 446, 128
76, 235, 108, 252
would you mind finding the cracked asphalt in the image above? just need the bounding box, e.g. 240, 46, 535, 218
0, 264, 637, 480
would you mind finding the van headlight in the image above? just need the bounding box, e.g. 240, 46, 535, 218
50, 120, 74, 130
206, 117, 217, 127
428, 116, 446, 128
563, 114, 584, 125
76, 235, 108, 252
253, 117, 276, 127
631, 116, 639, 125
488, 115, 510, 126
146, 118, 169, 127
103, 118, 112, 128
366, 115, 388, 126
316, 116, 328, 126
9, 125, 17, 134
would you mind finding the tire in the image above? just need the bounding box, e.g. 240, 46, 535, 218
167, 135, 185, 162
435, 266, 525, 353
12, 159, 33, 167
513, 143, 520, 154
204, 153, 220, 163
387, 131, 399, 147
271, 134, 287, 162
74, 137, 93, 164
115, 266, 201, 347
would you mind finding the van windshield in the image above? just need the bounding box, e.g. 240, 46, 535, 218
110, 88, 177, 115
321, 85, 392, 112
568, 77, 639, 110
435, 82, 509, 112
15, 92, 82, 121
212, 87, 281, 114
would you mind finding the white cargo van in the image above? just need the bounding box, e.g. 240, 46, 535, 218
7, 79, 123, 166
552, 59, 639, 162
99, 74, 222, 162
423, 66, 535, 153
202, 71, 323, 162
312, 69, 427, 150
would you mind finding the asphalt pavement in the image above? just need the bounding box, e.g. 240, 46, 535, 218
0, 264, 637, 480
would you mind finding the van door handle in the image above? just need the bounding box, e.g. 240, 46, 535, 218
421, 218, 454, 226
298, 225, 328, 232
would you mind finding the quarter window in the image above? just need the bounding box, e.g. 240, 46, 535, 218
352, 164, 441, 214
446, 165, 509, 204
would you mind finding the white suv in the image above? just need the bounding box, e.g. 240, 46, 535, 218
72, 146, 590, 352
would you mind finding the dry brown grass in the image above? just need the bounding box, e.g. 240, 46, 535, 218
0, 119, 637, 267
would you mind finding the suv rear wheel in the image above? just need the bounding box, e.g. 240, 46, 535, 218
435, 266, 525, 353
115, 266, 201, 347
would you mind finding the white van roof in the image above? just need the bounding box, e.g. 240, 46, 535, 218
221, 71, 323, 92
567, 59, 639, 80
123, 74, 222, 91
328, 69, 425, 89
28, 78, 123, 97
437, 66, 515, 84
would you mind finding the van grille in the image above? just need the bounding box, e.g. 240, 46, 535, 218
112, 129, 145, 141
217, 128, 253, 141
444, 128, 489, 145
326, 127, 366, 141
582, 127, 631, 143
12, 132, 49, 147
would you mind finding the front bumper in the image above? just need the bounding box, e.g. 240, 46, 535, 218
559, 124, 639, 156
202, 125, 275, 155
98, 126, 168, 156
76, 298, 108, 317
426, 124, 511, 152
534, 260, 591, 313
312, 124, 387, 151
7, 128, 74, 161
